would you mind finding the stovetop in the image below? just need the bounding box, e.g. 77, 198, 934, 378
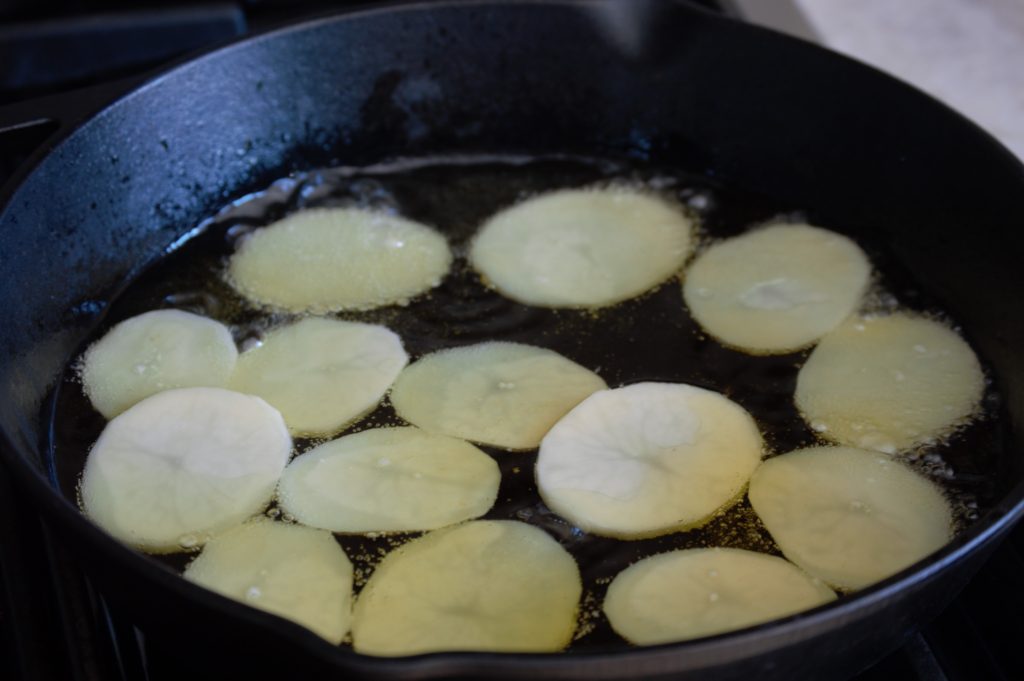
1, 2, 1022, 680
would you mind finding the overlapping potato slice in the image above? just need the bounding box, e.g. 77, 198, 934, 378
389, 342, 606, 450
795, 314, 984, 453
81, 309, 238, 418
228, 317, 407, 436
604, 547, 835, 644
184, 519, 354, 643
81, 388, 291, 552
469, 188, 694, 308
277, 427, 500, 533
748, 446, 952, 590
683, 223, 871, 353
536, 382, 763, 539
352, 520, 581, 655
228, 207, 452, 312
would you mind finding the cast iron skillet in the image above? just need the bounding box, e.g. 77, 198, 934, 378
2, 1, 1024, 679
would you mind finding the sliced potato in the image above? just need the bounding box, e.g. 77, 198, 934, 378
228, 317, 407, 436
795, 314, 984, 453
278, 427, 500, 533
683, 223, 871, 353
184, 519, 353, 643
536, 382, 763, 539
80, 387, 291, 553
81, 309, 238, 418
228, 207, 452, 312
604, 547, 835, 644
748, 446, 952, 590
390, 342, 606, 450
352, 520, 581, 655
469, 188, 694, 308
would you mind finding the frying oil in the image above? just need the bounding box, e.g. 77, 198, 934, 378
47, 155, 1004, 651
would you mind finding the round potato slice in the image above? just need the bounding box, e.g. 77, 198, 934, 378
81, 387, 291, 552
469, 188, 694, 308
748, 446, 953, 590
278, 427, 500, 533
352, 520, 581, 656
536, 382, 763, 539
795, 314, 984, 453
228, 207, 452, 312
390, 342, 606, 450
604, 548, 835, 644
683, 223, 871, 353
184, 519, 353, 643
81, 309, 238, 419
228, 317, 408, 436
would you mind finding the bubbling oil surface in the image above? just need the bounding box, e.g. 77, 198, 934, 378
47, 155, 1003, 651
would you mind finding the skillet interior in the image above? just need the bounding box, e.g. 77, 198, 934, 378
2, 1, 1024, 678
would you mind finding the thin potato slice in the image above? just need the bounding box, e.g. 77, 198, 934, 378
278, 427, 500, 533
683, 223, 871, 353
795, 314, 984, 453
536, 382, 763, 539
390, 342, 606, 450
184, 519, 353, 643
469, 188, 694, 308
228, 207, 452, 312
604, 548, 835, 644
352, 520, 581, 655
81, 309, 238, 418
748, 446, 953, 590
81, 388, 291, 552
228, 317, 407, 436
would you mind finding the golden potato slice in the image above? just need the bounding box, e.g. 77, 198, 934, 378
81, 388, 291, 553
228, 207, 452, 312
228, 317, 407, 437
352, 520, 581, 655
795, 314, 984, 453
278, 427, 500, 533
604, 547, 835, 644
81, 309, 237, 418
536, 382, 763, 539
184, 519, 353, 643
748, 446, 953, 590
389, 342, 606, 450
469, 188, 694, 308
683, 223, 871, 353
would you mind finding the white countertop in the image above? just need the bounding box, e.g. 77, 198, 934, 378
793, 0, 1024, 160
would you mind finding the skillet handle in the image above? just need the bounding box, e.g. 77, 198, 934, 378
0, 75, 147, 195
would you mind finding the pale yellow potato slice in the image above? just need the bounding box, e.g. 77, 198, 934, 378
390, 342, 606, 450
748, 446, 953, 590
228, 207, 452, 312
683, 223, 871, 354
184, 519, 353, 643
277, 427, 500, 533
352, 520, 581, 655
81, 309, 238, 419
795, 314, 984, 453
469, 188, 694, 308
81, 388, 291, 553
536, 382, 763, 539
604, 547, 835, 644
228, 317, 407, 437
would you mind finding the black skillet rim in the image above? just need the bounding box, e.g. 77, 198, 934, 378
2, 0, 1024, 676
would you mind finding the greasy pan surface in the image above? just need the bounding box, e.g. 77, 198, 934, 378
2, 1, 1024, 679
